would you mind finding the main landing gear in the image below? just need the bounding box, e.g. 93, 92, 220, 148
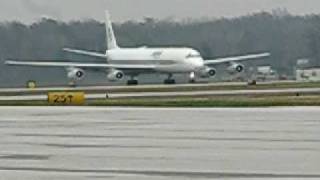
127, 76, 138, 85
68, 81, 77, 87
164, 74, 176, 84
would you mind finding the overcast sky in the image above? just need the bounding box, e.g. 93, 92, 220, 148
0, 0, 320, 24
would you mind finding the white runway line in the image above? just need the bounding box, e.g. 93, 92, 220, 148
107, 87, 320, 98
0, 95, 47, 101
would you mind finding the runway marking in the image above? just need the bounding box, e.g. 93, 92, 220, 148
0, 154, 51, 161
10, 134, 320, 143
0, 166, 320, 178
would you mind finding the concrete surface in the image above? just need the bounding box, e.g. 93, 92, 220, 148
0, 107, 320, 179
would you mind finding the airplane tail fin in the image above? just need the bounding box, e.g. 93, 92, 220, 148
105, 11, 119, 50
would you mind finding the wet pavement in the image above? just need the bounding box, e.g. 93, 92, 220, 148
0, 107, 320, 179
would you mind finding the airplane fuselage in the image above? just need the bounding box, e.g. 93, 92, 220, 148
106, 47, 205, 73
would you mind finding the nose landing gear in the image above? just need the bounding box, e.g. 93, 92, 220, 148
164, 74, 176, 84
127, 76, 139, 85
189, 72, 196, 83
164, 79, 176, 84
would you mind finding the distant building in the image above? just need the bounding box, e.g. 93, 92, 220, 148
296, 67, 320, 82
254, 66, 278, 81
296, 59, 310, 69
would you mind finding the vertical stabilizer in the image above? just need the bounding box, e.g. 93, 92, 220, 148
105, 11, 119, 50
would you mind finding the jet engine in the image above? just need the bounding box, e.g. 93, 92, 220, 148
198, 67, 217, 78
227, 63, 245, 74
107, 69, 125, 81
67, 68, 85, 81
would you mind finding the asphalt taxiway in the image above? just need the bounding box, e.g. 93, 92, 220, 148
0, 107, 320, 179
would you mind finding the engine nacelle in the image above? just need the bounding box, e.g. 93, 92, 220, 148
227, 63, 245, 74
107, 69, 125, 81
67, 68, 85, 81
198, 67, 217, 78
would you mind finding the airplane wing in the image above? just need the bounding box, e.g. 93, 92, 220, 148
204, 52, 270, 65
5, 60, 156, 70
63, 48, 107, 59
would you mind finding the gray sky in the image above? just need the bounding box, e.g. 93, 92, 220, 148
1, 0, 320, 24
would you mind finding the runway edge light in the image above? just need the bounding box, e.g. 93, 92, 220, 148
26, 80, 36, 89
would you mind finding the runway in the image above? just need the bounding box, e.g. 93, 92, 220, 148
0, 87, 320, 101
0, 82, 245, 95
0, 81, 297, 96
0, 107, 320, 179
0, 81, 246, 93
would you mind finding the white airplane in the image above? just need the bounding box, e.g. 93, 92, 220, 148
6, 11, 270, 85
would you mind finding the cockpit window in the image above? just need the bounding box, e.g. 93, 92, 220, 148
186, 53, 201, 58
